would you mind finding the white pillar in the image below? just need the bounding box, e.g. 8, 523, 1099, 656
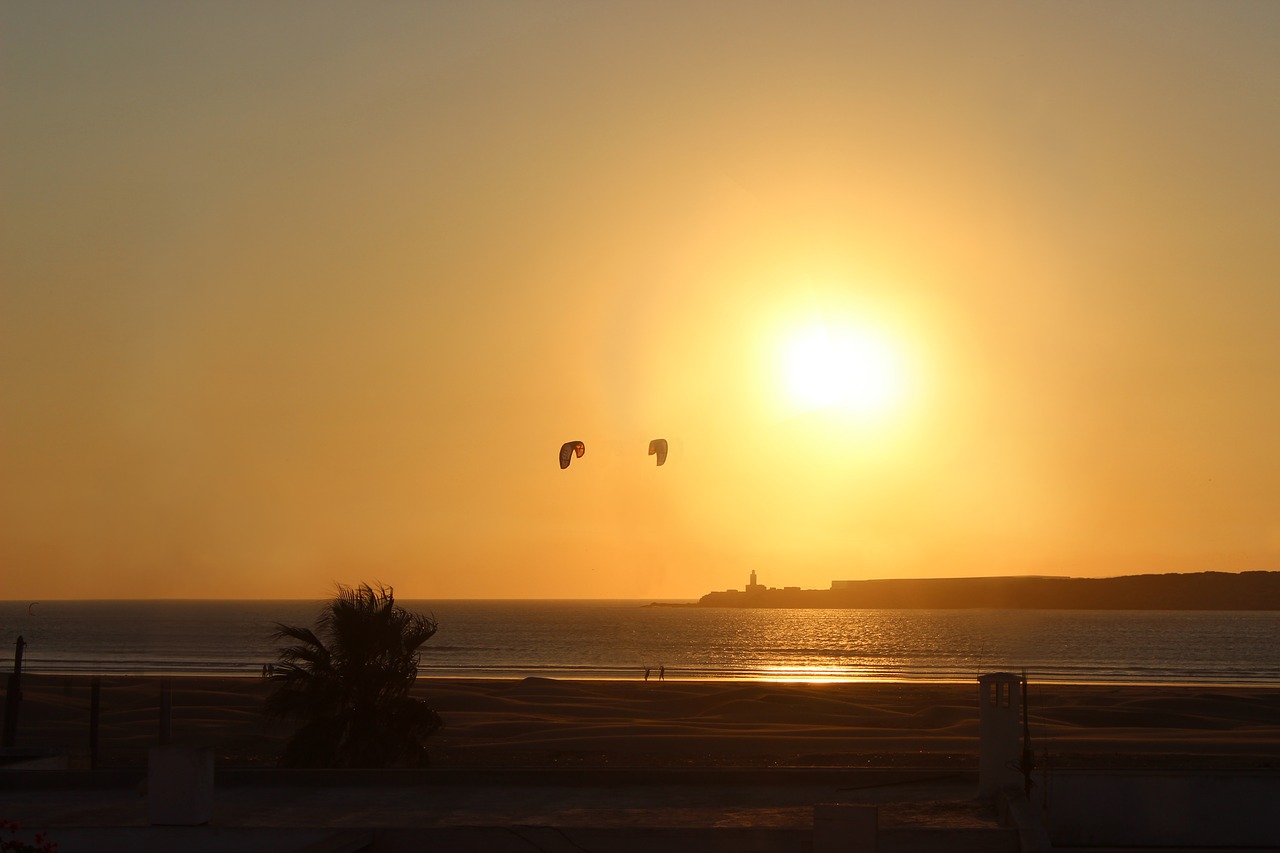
978, 672, 1023, 797
148, 745, 214, 825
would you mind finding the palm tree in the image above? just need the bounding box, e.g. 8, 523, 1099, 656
265, 583, 441, 767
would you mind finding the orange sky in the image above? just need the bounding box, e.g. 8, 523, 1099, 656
2, 2, 1278, 599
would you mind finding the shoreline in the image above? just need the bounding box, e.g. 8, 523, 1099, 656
14, 666, 1280, 688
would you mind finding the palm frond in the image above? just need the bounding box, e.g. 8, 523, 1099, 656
263, 581, 441, 767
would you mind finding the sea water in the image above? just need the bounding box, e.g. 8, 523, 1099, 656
2, 600, 1278, 685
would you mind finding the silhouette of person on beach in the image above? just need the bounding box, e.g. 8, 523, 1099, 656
659, 665, 665, 682
644, 668, 651, 682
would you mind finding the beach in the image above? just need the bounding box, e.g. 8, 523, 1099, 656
8, 675, 1279, 771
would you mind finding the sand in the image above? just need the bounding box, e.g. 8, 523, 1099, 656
5, 674, 1279, 771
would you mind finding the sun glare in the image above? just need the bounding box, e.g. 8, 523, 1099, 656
781, 321, 905, 416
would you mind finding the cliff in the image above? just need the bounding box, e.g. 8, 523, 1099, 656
697, 571, 1280, 610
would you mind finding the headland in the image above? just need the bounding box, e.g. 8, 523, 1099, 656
697, 570, 1280, 610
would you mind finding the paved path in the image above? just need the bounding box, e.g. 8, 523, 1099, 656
3, 768, 992, 829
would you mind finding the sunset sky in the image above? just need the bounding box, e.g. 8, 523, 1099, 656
3, 2, 1278, 599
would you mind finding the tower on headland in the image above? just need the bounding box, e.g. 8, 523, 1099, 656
746, 570, 764, 593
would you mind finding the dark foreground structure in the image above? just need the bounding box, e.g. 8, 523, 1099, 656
3, 672, 1278, 851
5, 761, 1279, 851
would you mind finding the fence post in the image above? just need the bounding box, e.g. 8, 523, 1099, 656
90, 676, 101, 769
1, 635, 25, 748
159, 676, 172, 745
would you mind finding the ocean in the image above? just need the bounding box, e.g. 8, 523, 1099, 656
2, 600, 1278, 685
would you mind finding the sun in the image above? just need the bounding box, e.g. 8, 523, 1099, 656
780, 320, 905, 416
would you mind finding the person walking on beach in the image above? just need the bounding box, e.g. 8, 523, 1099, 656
659, 665, 665, 682
644, 668, 651, 682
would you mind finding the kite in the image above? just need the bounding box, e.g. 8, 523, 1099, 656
559, 441, 585, 469
648, 438, 668, 466
28, 602, 39, 615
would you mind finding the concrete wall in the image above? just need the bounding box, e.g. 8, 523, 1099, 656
1044, 769, 1280, 848
19, 826, 1022, 853
0, 748, 68, 770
